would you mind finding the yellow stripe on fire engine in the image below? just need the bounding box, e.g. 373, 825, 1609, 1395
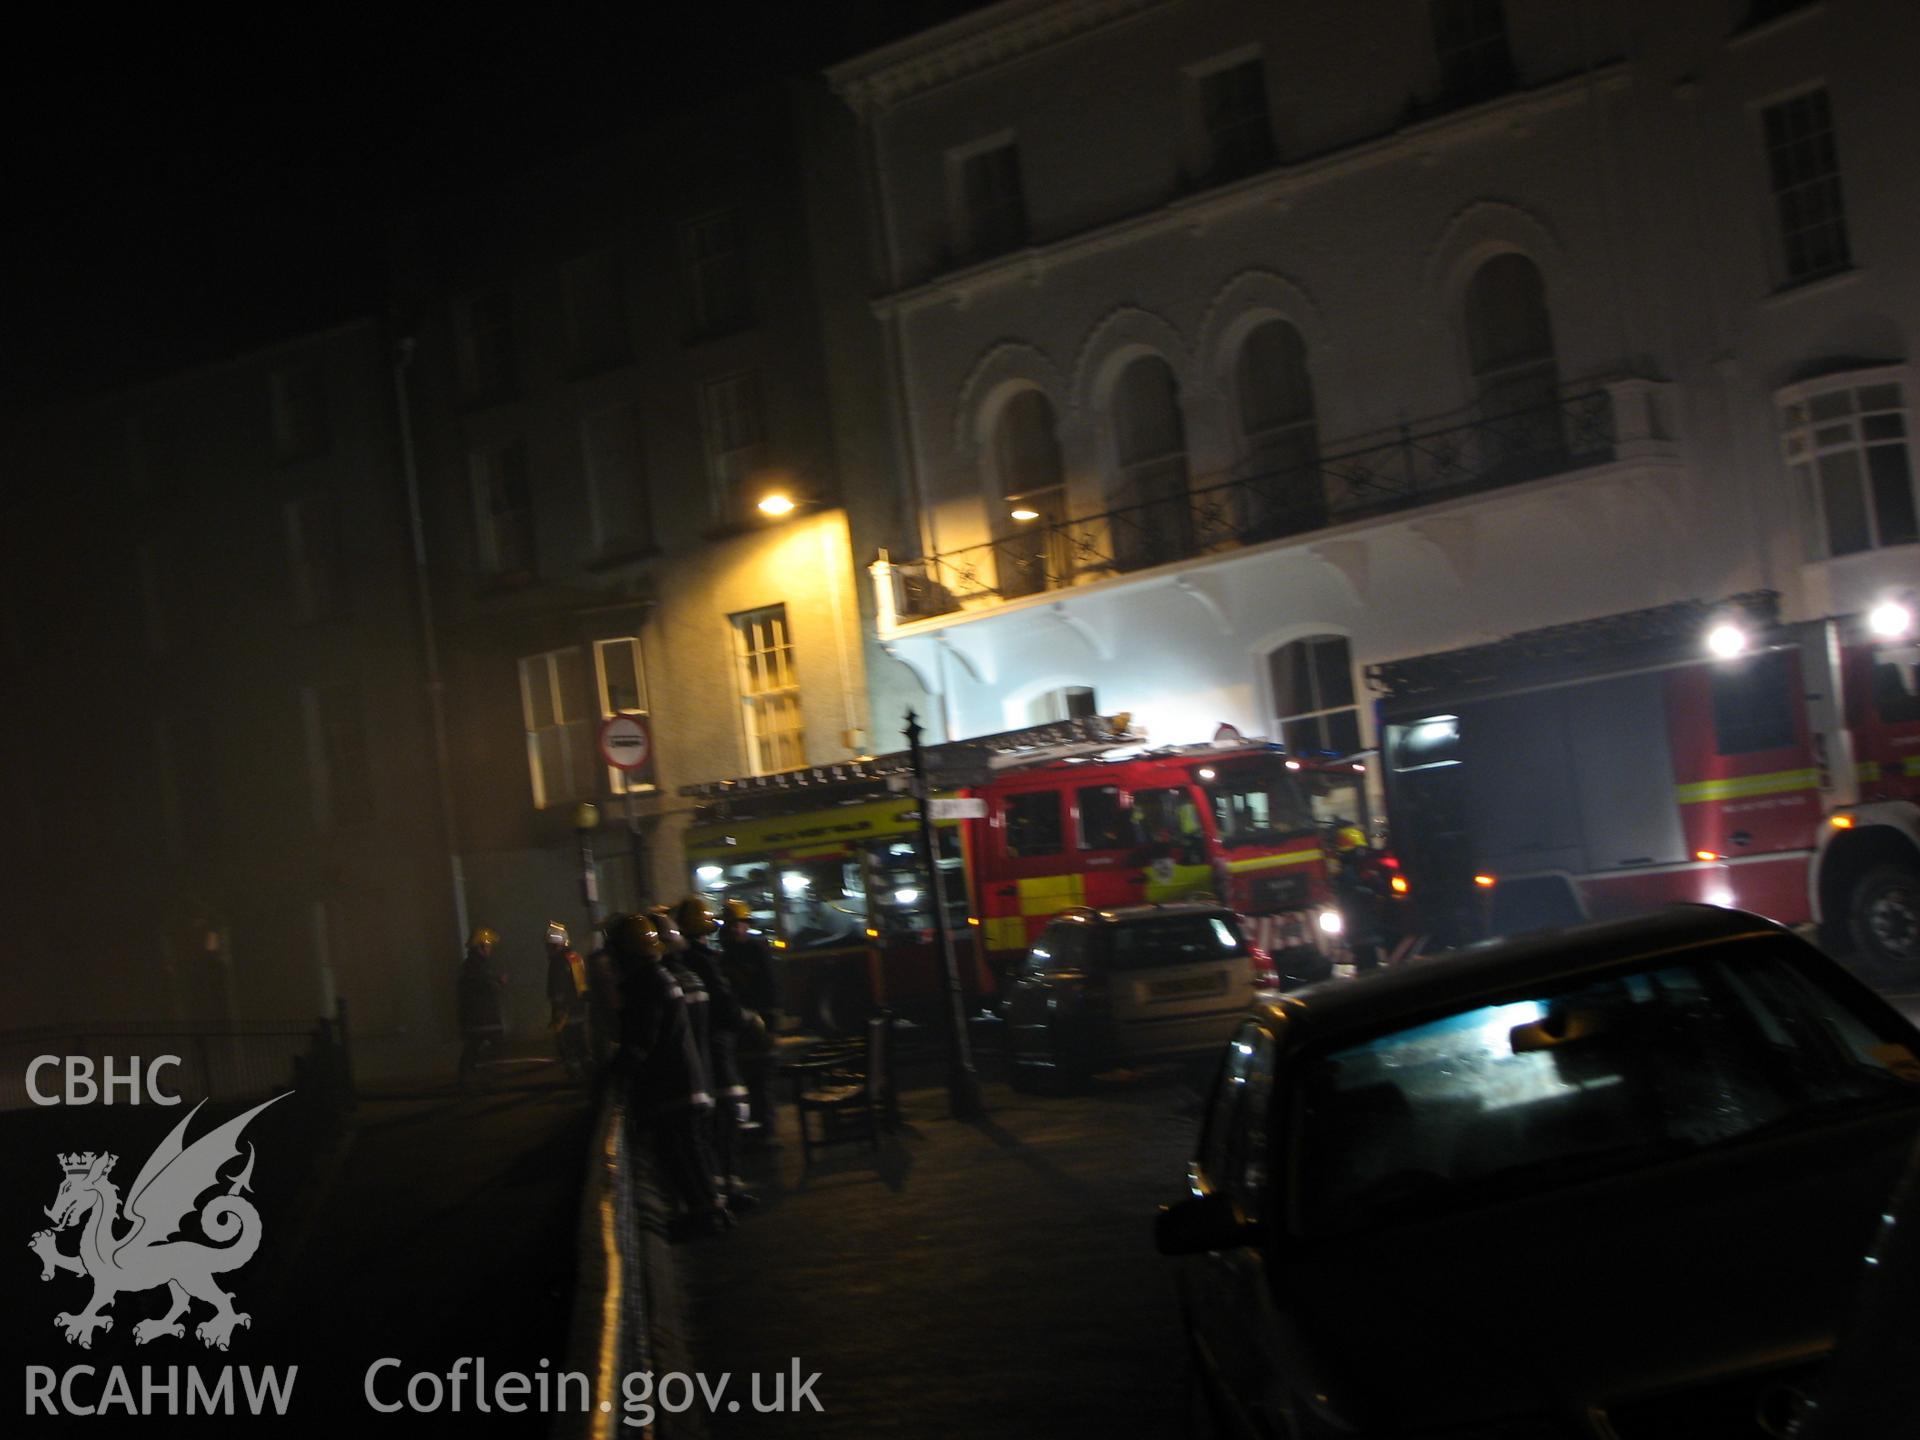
984, 916, 1026, 953
1224, 847, 1322, 874
1675, 768, 1821, 805
1017, 873, 1087, 917
1906, 756, 1920, 778
1144, 863, 1215, 903
1858, 761, 1883, 782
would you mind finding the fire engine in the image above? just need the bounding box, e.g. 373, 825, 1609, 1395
1372, 591, 1920, 964
680, 715, 1396, 1029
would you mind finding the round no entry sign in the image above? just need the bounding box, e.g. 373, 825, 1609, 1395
597, 714, 652, 772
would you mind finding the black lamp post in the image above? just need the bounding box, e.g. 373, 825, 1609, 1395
905, 708, 982, 1119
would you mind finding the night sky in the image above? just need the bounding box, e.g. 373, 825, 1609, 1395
0, 3, 982, 406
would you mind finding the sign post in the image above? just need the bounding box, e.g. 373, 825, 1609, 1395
598, 715, 654, 902
905, 708, 982, 1119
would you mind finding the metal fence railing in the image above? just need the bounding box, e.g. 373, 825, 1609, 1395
890, 386, 1618, 619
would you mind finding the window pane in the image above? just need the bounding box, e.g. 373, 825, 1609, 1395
1868, 445, 1919, 547
1312, 637, 1355, 710
598, 638, 643, 714
1237, 321, 1315, 437
1078, 785, 1129, 850
1818, 450, 1871, 556
1004, 791, 1063, 857
1466, 254, 1554, 377
1326, 708, 1363, 758
523, 658, 556, 729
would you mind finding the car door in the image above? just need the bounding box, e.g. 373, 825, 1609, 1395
1184, 1019, 1287, 1439
1004, 922, 1073, 1059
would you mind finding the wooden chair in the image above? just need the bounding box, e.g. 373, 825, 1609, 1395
789, 1013, 890, 1164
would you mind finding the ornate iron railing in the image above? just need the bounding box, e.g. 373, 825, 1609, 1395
889, 387, 1618, 620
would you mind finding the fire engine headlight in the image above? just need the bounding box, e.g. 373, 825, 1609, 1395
1317, 908, 1344, 937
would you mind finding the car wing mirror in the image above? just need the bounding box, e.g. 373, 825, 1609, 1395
1155, 1192, 1261, 1256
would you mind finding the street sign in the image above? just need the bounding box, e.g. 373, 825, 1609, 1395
598, 714, 652, 772
928, 797, 987, 820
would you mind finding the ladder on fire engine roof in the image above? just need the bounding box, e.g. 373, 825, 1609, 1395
1366, 591, 1782, 702
677, 713, 1150, 807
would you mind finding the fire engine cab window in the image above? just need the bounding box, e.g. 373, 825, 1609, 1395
1710, 650, 1797, 755
1132, 787, 1205, 859
1078, 785, 1130, 849
1004, 791, 1064, 857
776, 856, 866, 951
866, 832, 967, 937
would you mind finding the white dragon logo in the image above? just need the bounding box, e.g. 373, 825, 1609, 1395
27, 1093, 286, 1350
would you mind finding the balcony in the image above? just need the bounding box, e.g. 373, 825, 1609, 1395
878, 378, 1671, 628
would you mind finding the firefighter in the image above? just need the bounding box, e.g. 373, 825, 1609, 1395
674, 894, 757, 1207
456, 926, 507, 1088
719, 897, 780, 1131
544, 921, 591, 1081
719, 898, 779, 1019
603, 913, 730, 1236
1329, 824, 1390, 970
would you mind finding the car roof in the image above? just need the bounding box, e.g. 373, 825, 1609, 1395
1254, 906, 1832, 1048
1053, 902, 1236, 925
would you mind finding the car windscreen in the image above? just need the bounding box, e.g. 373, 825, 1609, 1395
1108, 914, 1248, 972
1292, 939, 1920, 1237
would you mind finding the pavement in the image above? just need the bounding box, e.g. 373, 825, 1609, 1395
662, 1058, 1209, 1440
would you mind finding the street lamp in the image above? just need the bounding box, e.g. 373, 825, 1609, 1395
1009, 506, 1040, 522
758, 492, 797, 517
573, 802, 602, 933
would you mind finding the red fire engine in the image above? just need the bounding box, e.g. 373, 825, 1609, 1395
681, 715, 1399, 1029
1373, 591, 1920, 965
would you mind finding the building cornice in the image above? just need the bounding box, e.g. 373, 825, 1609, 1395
871, 63, 1633, 319
827, 0, 1175, 115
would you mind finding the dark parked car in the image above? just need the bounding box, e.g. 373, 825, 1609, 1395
1157, 906, 1920, 1439
1005, 904, 1290, 1089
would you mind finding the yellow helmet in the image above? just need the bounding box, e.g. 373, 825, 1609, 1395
601, 913, 659, 958
1334, 826, 1367, 853
674, 894, 718, 938
723, 898, 753, 924
468, 926, 499, 949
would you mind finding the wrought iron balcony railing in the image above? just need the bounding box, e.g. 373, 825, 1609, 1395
884, 385, 1625, 623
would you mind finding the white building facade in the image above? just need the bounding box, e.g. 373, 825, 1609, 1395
831, 0, 1920, 774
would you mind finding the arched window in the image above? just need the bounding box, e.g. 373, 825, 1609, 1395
1269, 634, 1359, 756
1110, 356, 1190, 570
992, 389, 1068, 598
1234, 320, 1323, 539
1464, 253, 1563, 476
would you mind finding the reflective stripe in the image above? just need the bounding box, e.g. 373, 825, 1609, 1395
1018, 872, 1087, 917
1861, 757, 1920, 779
985, 915, 1026, 952
1144, 862, 1213, 903
1224, 847, 1321, 874
1675, 768, 1820, 804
